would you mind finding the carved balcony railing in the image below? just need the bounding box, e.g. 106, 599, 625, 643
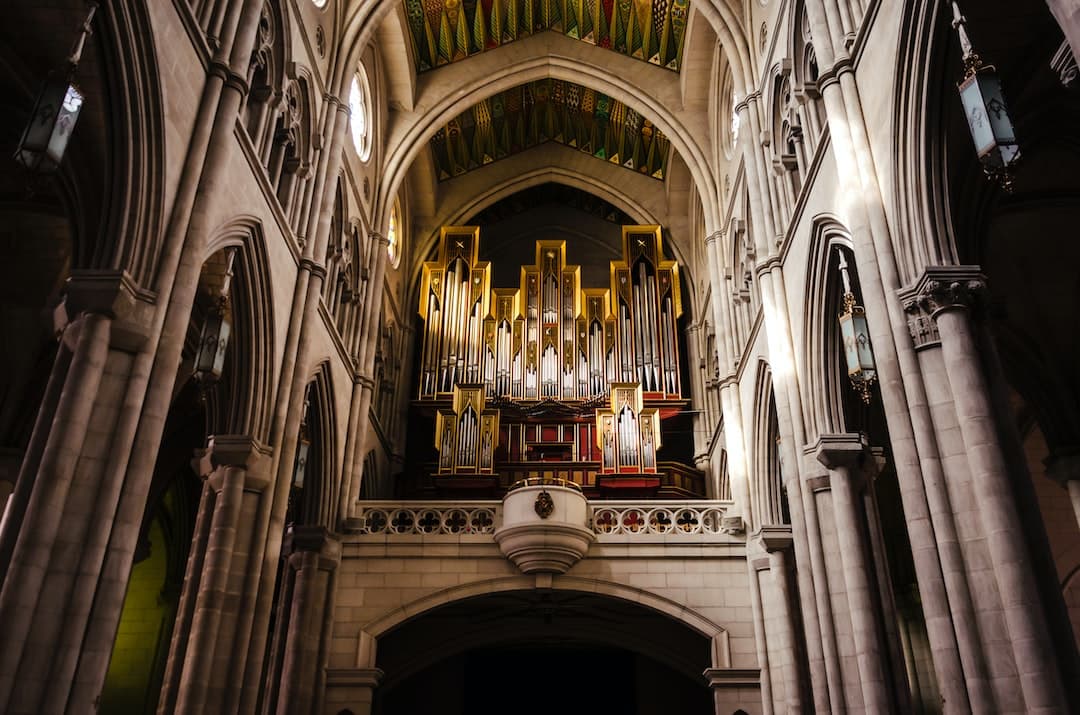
351, 501, 501, 536
589, 501, 735, 536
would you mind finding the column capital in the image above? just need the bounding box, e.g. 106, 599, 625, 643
284, 525, 342, 569
325, 667, 384, 689
751, 524, 794, 553
812, 432, 869, 470
902, 265, 988, 318
704, 230, 724, 245
370, 231, 389, 247
195, 435, 273, 490
702, 667, 760, 689
64, 270, 157, 352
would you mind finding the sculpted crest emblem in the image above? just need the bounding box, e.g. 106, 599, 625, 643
534, 490, 554, 519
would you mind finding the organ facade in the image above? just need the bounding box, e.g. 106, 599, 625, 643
413, 225, 697, 495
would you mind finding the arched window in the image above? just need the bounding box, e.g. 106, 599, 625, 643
349, 68, 372, 161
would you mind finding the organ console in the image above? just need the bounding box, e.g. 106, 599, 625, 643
415, 225, 701, 496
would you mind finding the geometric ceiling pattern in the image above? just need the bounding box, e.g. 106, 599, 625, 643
404, 0, 690, 72
429, 78, 672, 181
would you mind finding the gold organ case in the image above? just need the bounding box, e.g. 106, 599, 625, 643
413, 225, 700, 496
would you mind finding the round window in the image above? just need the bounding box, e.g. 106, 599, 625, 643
349, 70, 372, 161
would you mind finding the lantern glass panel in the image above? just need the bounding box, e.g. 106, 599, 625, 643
195, 312, 231, 381
293, 439, 310, 488
16, 77, 83, 173
839, 312, 861, 377
851, 310, 875, 374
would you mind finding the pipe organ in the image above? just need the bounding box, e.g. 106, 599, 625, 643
417, 225, 699, 495
597, 383, 661, 476
434, 384, 500, 476
419, 225, 682, 400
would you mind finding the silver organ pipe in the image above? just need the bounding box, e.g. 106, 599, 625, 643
497, 319, 511, 396
525, 276, 538, 397
562, 280, 575, 396
419, 227, 682, 414
619, 301, 634, 382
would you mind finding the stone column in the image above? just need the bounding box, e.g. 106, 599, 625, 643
754, 526, 810, 714
325, 631, 383, 715
747, 554, 775, 715
908, 267, 1068, 711
796, 455, 845, 714
814, 434, 895, 714
1046, 452, 1080, 530
172, 435, 271, 715
275, 526, 341, 715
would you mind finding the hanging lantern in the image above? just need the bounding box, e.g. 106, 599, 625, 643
293, 435, 311, 489
836, 251, 876, 404
193, 304, 231, 384
951, 2, 1021, 191
13, 4, 97, 175
193, 249, 236, 385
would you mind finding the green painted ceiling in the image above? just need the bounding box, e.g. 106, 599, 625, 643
430, 79, 672, 181
405, 0, 690, 72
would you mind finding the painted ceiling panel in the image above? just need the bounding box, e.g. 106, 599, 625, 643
404, 0, 689, 72
429, 79, 672, 181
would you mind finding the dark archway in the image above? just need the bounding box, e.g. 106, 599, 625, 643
373, 589, 714, 715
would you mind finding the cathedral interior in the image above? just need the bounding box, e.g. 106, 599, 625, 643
1, 0, 1079, 713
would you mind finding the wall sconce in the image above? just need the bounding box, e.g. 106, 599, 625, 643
951, 1, 1021, 191
193, 249, 237, 385
837, 251, 876, 404
13, 4, 97, 175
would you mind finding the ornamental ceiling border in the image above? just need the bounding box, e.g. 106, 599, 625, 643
404, 0, 690, 72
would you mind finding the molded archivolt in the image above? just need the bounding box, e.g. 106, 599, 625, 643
363, 574, 730, 641
204, 218, 277, 443
889, 0, 959, 287
299, 361, 341, 528
750, 360, 785, 528
799, 214, 854, 440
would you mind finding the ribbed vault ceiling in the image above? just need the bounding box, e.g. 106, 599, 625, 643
429, 78, 672, 181
404, 0, 690, 72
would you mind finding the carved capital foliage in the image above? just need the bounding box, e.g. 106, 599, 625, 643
900, 266, 988, 348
